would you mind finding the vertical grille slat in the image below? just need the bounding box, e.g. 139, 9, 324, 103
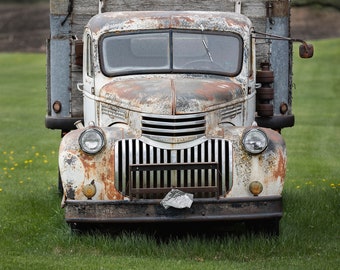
135, 140, 140, 192
115, 139, 231, 199
179, 149, 185, 188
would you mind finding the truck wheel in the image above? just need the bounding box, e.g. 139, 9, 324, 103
246, 218, 280, 236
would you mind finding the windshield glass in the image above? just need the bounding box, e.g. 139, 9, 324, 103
100, 31, 242, 76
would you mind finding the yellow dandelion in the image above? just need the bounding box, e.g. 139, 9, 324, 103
35, 152, 40, 157
0, 188, 2, 192
43, 160, 48, 164
296, 186, 300, 189
14, 163, 18, 167
3, 167, 7, 171
3, 151, 7, 155
10, 167, 15, 171
19, 180, 24, 184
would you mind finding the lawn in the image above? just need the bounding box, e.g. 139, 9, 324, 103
0, 39, 339, 269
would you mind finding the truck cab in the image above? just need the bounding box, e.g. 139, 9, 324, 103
58, 11, 286, 234
81, 11, 255, 128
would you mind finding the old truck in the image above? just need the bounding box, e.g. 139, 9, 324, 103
46, 0, 312, 235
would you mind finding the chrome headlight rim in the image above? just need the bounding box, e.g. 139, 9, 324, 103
242, 128, 268, 154
78, 127, 106, 155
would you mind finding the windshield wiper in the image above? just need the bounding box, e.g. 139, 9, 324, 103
202, 39, 213, 62
200, 25, 213, 62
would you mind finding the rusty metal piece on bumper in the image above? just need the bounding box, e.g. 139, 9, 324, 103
64, 196, 282, 224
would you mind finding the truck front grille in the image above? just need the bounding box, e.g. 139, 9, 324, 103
141, 113, 206, 138
114, 138, 232, 199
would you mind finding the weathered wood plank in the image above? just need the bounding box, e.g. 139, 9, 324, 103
51, 0, 284, 17
65, 0, 281, 39
50, 0, 69, 15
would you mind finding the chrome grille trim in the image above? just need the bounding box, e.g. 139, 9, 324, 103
141, 113, 206, 137
115, 138, 232, 199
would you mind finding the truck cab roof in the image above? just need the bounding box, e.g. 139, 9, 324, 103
86, 11, 252, 36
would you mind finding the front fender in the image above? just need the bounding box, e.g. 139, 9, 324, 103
59, 127, 126, 201
224, 127, 286, 197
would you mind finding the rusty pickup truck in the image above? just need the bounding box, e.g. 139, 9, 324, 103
46, 0, 312, 235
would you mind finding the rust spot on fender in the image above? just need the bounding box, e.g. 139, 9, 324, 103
101, 77, 243, 114
103, 153, 124, 200
77, 148, 124, 200
192, 80, 243, 103
79, 153, 97, 180
273, 150, 286, 183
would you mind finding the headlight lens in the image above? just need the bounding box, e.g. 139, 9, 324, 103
242, 129, 268, 154
79, 128, 105, 154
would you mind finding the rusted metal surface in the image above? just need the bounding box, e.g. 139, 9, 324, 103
59, 125, 286, 201
87, 11, 252, 36
65, 196, 282, 223
256, 62, 275, 117
99, 76, 244, 115
221, 126, 286, 198
128, 163, 220, 200
59, 128, 125, 202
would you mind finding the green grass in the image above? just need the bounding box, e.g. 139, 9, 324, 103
0, 39, 339, 269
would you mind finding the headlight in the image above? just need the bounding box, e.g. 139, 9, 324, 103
242, 128, 268, 154
79, 128, 105, 154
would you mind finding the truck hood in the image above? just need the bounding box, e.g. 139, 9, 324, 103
100, 76, 243, 114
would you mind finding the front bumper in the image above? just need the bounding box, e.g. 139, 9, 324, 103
64, 195, 282, 224
45, 115, 83, 130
